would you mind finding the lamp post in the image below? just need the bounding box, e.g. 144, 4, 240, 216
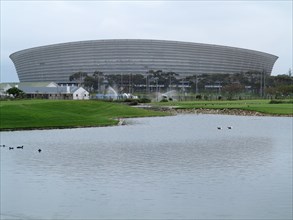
120, 73, 123, 94
168, 71, 173, 93
259, 70, 266, 98
154, 77, 159, 102
146, 73, 148, 95
195, 74, 198, 94
96, 64, 100, 93
94, 71, 100, 94
143, 66, 149, 96
128, 73, 131, 94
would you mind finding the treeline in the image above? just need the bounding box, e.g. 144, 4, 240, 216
69, 70, 293, 98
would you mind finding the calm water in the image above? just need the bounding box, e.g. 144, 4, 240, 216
0, 114, 292, 219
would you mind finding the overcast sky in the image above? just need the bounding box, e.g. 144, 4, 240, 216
1, 0, 292, 82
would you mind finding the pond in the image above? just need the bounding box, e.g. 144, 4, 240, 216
1, 114, 292, 219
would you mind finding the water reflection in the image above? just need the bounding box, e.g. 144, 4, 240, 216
1, 115, 292, 219
9, 137, 273, 182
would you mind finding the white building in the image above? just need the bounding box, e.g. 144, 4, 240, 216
0, 82, 58, 97
0, 83, 89, 100
72, 87, 89, 100
18, 86, 89, 100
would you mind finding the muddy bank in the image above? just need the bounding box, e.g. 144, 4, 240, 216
145, 106, 292, 117
172, 108, 267, 116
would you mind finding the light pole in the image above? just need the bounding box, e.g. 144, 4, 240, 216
94, 71, 100, 94
155, 77, 159, 101
120, 73, 123, 93
169, 74, 171, 92
259, 69, 265, 98
195, 74, 198, 94
128, 73, 131, 94
262, 69, 266, 98
144, 66, 149, 96
168, 72, 172, 93
146, 73, 148, 95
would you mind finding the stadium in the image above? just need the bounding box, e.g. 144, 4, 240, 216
10, 39, 278, 83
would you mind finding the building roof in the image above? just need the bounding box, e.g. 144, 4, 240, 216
0, 82, 57, 89
18, 86, 80, 94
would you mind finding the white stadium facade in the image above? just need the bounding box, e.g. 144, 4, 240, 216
10, 39, 278, 82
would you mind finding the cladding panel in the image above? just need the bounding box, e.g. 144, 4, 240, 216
10, 39, 278, 82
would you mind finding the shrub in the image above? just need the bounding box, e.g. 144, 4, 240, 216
123, 98, 133, 103
128, 101, 139, 105
138, 98, 151, 103
269, 99, 293, 104
196, 95, 202, 100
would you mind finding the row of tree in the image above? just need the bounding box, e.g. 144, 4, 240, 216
69, 70, 293, 98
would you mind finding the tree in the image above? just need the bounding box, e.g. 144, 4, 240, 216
83, 76, 95, 92
69, 71, 88, 86
275, 85, 293, 97
79, 71, 105, 92
273, 74, 293, 86
6, 87, 25, 98
222, 83, 244, 99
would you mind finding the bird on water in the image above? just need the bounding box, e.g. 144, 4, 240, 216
38, 149, 42, 153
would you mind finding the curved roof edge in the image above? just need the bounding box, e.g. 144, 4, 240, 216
9, 39, 278, 60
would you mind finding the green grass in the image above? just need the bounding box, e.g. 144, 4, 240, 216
0, 100, 168, 131
1, 99, 292, 131
152, 99, 293, 115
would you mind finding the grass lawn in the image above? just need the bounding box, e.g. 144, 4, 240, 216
0, 100, 168, 131
1, 99, 291, 131
152, 99, 293, 115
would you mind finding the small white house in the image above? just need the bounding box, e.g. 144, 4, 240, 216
72, 87, 89, 100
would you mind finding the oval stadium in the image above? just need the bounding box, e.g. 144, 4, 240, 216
10, 39, 278, 82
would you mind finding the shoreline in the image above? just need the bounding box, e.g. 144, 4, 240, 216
144, 106, 293, 117
1, 107, 291, 132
